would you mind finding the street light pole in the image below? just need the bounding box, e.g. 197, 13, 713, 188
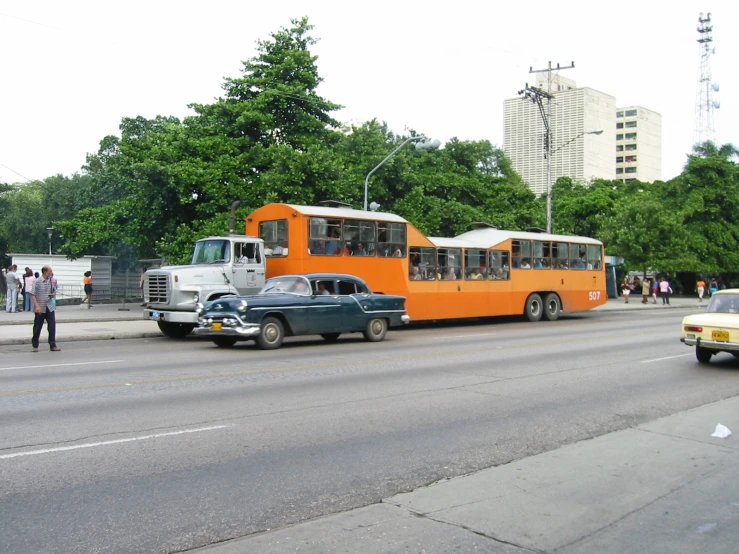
46, 227, 55, 255
546, 129, 603, 233
364, 136, 440, 211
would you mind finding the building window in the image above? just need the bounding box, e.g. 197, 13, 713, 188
625, 121, 637, 128
616, 157, 623, 163
616, 134, 623, 141
625, 167, 637, 174
625, 155, 636, 162
616, 168, 624, 174
625, 144, 637, 151
616, 122, 623, 129
616, 111, 624, 118
625, 132, 637, 140
625, 109, 637, 117
616, 145, 623, 152
625, 178, 636, 183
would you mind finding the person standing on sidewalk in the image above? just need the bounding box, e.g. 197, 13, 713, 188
31, 265, 60, 352
641, 279, 651, 304
5, 264, 21, 313
622, 276, 632, 303
23, 268, 35, 312
696, 278, 706, 303
659, 277, 671, 305
82, 271, 93, 307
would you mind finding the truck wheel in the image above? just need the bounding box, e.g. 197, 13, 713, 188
157, 321, 195, 338
257, 317, 284, 350
696, 345, 713, 364
363, 318, 387, 342
213, 337, 238, 348
320, 333, 341, 342
524, 294, 543, 322
543, 293, 561, 321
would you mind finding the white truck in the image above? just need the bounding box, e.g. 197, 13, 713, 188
143, 235, 266, 337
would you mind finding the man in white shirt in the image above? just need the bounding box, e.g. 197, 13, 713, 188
5, 264, 21, 313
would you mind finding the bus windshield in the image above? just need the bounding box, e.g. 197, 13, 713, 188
191, 240, 231, 265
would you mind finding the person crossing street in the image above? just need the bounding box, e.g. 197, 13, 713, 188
31, 265, 60, 352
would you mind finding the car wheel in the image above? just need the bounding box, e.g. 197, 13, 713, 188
363, 318, 388, 342
543, 293, 561, 321
696, 345, 713, 364
525, 294, 543, 322
257, 317, 284, 350
320, 333, 341, 342
212, 337, 238, 348
157, 321, 196, 338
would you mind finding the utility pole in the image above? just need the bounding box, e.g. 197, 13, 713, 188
526, 61, 575, 233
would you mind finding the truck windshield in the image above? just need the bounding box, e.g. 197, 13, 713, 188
191, 240, 231, 265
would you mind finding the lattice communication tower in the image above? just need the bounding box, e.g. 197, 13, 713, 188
694, 12, 720, 146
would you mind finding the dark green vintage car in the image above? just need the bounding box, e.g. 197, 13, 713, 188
194, 273, 410, 349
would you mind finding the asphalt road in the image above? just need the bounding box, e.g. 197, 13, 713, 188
1, 310, 738, 553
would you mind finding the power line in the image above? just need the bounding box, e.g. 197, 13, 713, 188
0, 163, 33, 183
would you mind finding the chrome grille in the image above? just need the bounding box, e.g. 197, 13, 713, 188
146, 274, 170, 304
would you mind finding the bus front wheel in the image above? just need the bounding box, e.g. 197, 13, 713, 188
525, 294, 543, 322
543, 293, 561, 321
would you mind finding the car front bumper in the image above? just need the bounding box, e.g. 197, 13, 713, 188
195, 315, 261, 338
401, 314, 411, 324
681, 337, 739, 351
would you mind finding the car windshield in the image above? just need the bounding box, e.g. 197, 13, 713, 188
706, 293, 739, 314
260, 277, 311, 295
191, 240, 231, 265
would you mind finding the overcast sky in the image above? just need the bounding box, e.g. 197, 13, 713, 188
1, 1, 735, 186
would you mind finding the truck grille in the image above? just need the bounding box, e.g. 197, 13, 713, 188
147, 274, 170, 304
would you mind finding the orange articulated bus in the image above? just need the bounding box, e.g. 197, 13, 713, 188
246, 203, 607, 322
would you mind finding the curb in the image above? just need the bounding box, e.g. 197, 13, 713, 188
0, 332, 164, 347
0, 317, 144, 327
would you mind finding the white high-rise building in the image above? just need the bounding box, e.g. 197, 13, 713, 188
504, 76, 661, 195
615, 106, 662, 183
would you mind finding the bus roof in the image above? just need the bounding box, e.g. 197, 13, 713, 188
445, 227, 603, 249
285, 204, 408, 224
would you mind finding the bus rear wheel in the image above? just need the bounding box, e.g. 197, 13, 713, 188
543, 293, 561, 321
525, 294, 543, 322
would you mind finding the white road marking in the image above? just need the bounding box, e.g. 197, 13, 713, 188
0, 360, 124, 372
432, 333, 499, 339
0, 425, 230, 460
641, 354, 693, 363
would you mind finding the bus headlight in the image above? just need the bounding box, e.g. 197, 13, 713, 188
237, 300, 248, 312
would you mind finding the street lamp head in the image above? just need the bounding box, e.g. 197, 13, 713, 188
415, 138, 441, 151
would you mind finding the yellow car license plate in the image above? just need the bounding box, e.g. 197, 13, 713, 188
211, 323, 222, 331
712, 330, 729, 341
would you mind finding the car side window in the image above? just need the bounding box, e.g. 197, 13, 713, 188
337, 280, 359, 295
312, 280, 336, 295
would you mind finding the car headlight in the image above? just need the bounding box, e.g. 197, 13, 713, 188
237, 299, 248, 312
195, 302, 205, 314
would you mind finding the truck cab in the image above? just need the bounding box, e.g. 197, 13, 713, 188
143, 235, 265, 337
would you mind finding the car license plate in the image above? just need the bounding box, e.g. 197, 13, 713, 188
712, 330, 729, 342
151, 311, 160, 320
212, 323, 222, 331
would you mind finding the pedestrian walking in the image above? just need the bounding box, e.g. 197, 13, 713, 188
641, 279, 651, 304
50, 271, 58, 308
622, 276, 632, 303
696, 278, 706, 303
651, 278, 659, 304
709, 278, 718, 296
659, 277, 671, 305
31, 265, 60, 352
82, 271, 93, 307
5, 264, 21, 313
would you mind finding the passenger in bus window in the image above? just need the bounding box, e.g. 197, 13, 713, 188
392, 245, 403, 257
490, 268, 503, 280
325, 229, 341, 255
343, 242, 351, 255
468, 268, 483, 280
442, 267, 457, 280
425, 267, 438, 280
410, 253, 421, 266
409, 266, 422, 280
353, 242, 368, 256
520, 258, 531, 269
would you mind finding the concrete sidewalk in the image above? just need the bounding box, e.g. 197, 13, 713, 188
0, 297, 705, 346
198, 397, 739, 554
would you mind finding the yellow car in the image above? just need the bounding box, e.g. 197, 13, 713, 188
681, 289, 739, 363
